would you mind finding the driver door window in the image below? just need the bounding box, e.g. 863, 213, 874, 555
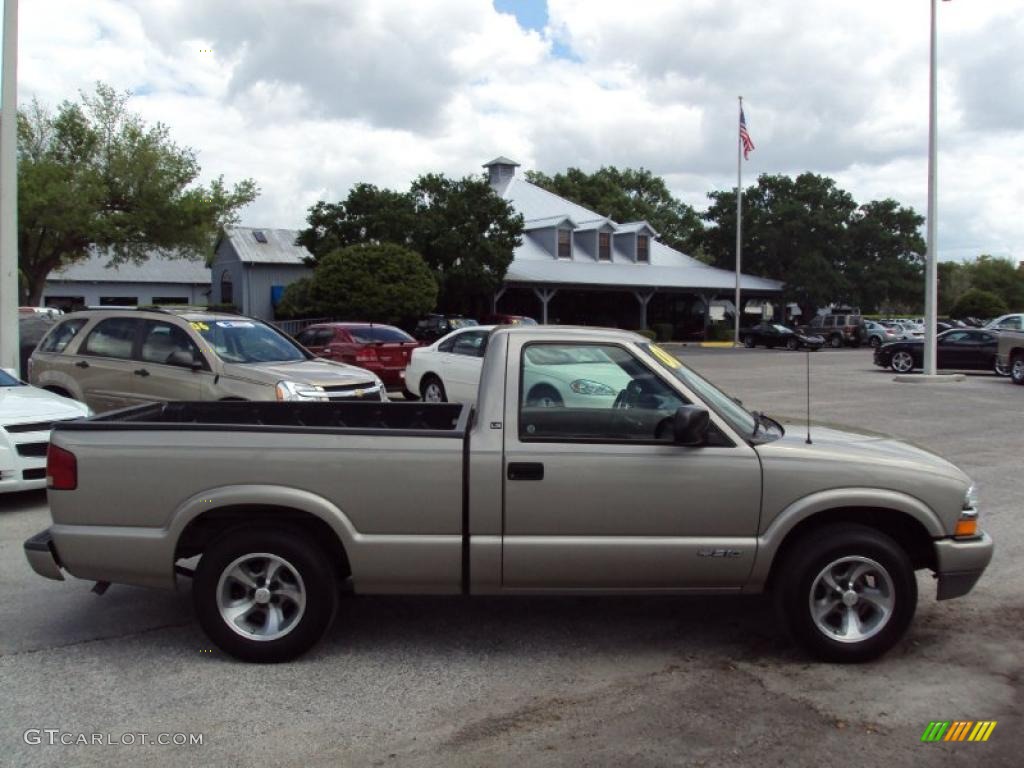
518, 343, 685, 442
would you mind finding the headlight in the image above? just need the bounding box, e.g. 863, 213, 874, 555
570, 379, 616, 396
955, 484, 979, 538
963, 483, 978, 511
275, 380, 327, 401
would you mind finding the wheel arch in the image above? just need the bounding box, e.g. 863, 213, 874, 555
748, 491, 943, 592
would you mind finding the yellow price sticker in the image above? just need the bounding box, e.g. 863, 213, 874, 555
190, 321, 210, 332
647, 343, 681, 370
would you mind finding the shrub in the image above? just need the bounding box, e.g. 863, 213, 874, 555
950, 289, 1008, 320
705, 323, 735, 341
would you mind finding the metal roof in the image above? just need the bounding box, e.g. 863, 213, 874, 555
524, 215, 576, 230
222, 227, 311, 265
49, 249, 210, 284
505, 257, 782, 292
497, 175, 783, 292
615, 220, 658, 236
483, 156, 521, 167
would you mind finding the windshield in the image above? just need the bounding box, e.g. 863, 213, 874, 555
641, 343, 759, 437
348, 326, 414, 344
0, 369, 23, 386
449, 318, 478, 329
189, 319, 307, 364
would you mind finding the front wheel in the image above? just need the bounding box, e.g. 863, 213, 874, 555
193, 526, 339, 663
869, 336, 881, 348
1011, 353, 1024, 385
775, 524, 917, 662
786, 337, 799, 351
421, 375, 448, 402
993, 359, 1010, 377
890, 350, 915, 373
743, 336, 755, 348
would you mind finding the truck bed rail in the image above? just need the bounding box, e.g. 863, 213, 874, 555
55, 401, 470, 437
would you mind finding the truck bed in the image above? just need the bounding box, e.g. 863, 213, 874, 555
57, 400, 470, 436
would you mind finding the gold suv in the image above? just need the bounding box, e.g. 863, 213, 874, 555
28, 308, 385, 412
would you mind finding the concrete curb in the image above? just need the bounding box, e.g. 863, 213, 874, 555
893, 373, 966, 384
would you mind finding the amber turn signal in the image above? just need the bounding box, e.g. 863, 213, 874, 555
955, 519, 978, 538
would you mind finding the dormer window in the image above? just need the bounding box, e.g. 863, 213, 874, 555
598, 233, 611, 261
637, 235, 650, 263
558, 229, 572, 259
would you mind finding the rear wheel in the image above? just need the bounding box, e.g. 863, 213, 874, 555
890, 350, 915, 373
869, 336, 881, 348
786, 337, 799, 351
775, 524, 917, 662
421, 375, 447, 402
526, 384, 563, 408
193, 526, 338, 663
829, 334, 844, 349
993, 359, 1009, 377
743, 336, 755, 348
1011, 353, 1024, 385
401, 388, 420, 401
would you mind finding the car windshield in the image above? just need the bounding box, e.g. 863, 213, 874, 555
189, 319, 307, 364
641, 343, 762, 438
449, 318, 478, 329
0, 369, 23, 386
348, 326, 414, 344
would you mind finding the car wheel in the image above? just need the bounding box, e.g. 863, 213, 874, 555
743, 336, 755, 348
421, 375, 447, 402
401, 388, 420, 401
775, 523, 917, 663
526, 384, 564, 408
193, 526, 339, 663
993, 359, 1010, 377
869, 336, 881, 348
1011, 353, 1024, 385
786, 337, 799, 351
829, 334, 843, 349
890, 351, 914, 373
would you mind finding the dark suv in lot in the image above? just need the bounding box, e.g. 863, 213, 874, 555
802, 311, 863, 348
412, 314, 479, 343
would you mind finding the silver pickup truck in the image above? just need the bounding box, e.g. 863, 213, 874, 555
24, 327, 993, 663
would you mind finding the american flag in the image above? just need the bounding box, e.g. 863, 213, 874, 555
739, 108, 755, 160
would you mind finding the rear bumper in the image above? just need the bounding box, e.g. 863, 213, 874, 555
24, 528, 65, 581
934, 530, 993, 600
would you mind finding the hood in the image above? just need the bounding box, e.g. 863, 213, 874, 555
0, 385, 91, 425
755, 423, 971, 533
221, 358, 378, 387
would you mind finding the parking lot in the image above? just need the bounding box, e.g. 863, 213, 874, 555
1, 346, 1020, 767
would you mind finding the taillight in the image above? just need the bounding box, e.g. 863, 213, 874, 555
356, 347, 378, 363
47, 444, 77, 490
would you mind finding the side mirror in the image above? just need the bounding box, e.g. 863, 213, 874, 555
673, 405, 710, 446
167, 349, 202, 370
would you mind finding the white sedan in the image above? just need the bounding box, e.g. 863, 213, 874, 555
405, 328, 640, 408
405, 326, 497, 403
1, 367, 91, 494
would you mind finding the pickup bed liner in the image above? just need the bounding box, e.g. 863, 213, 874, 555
56, 401, 470, 437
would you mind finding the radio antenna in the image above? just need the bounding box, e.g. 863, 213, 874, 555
805, 347, 813, 444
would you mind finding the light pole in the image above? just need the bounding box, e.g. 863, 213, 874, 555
923, 0, 949, 375
0, 0, 18, 373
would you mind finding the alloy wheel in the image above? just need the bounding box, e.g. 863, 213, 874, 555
808, 556, 895, 643
216, 553, 307, 641
424, 381, 445, 402
891, 351, 914, 373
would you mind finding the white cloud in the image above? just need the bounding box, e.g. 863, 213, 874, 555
10, 0, 1024, 262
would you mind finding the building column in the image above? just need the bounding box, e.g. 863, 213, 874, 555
533, 287, 557, 324
492, 286, 507, 314
634, 290, 655, 330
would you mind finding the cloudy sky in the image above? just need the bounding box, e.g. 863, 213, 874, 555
13, 0, 1024, 261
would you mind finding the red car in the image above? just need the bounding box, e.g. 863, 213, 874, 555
294, 323, 418, 389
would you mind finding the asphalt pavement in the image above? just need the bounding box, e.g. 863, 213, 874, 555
1, 346, 1020, 767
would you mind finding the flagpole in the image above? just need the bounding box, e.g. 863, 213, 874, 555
734, 96, 743, 346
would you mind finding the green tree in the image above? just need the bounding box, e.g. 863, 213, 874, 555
274, 277, 317, 319
525, 166, 705, 257
949, 288, 1008, 320
18, 83, 258, 305
938, 260, 971, 315
968, 254, 1024, 311
702, 173, 857, 315
304, 243, 437, 324
295, 184, 418, 263
845, 200, 925, 313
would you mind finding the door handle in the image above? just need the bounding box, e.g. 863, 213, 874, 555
74, 360, 89, 369
507, 462, 544, 481
133, 368, 150, 377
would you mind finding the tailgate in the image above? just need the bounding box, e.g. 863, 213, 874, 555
375, 342, 418, 365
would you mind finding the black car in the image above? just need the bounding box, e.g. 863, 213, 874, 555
741, 322, 824, 350
411, 314, 479, 343
874, 328, 1000, 373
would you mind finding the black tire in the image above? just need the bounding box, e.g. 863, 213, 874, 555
1011, 352, 1024, 385
869, 336, 881, 348
786, 337, 799, 351
743, 336, 755, 348
193, 526, 339, 663
829, 334, 843, 349
526, 384, 564, 408
420, 374, 447, 402
774, 523, 917, 663
401, 388, 420, 401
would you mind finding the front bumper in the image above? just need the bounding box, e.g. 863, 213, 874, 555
934, 530, 993, 600
24, 528, 65, 581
